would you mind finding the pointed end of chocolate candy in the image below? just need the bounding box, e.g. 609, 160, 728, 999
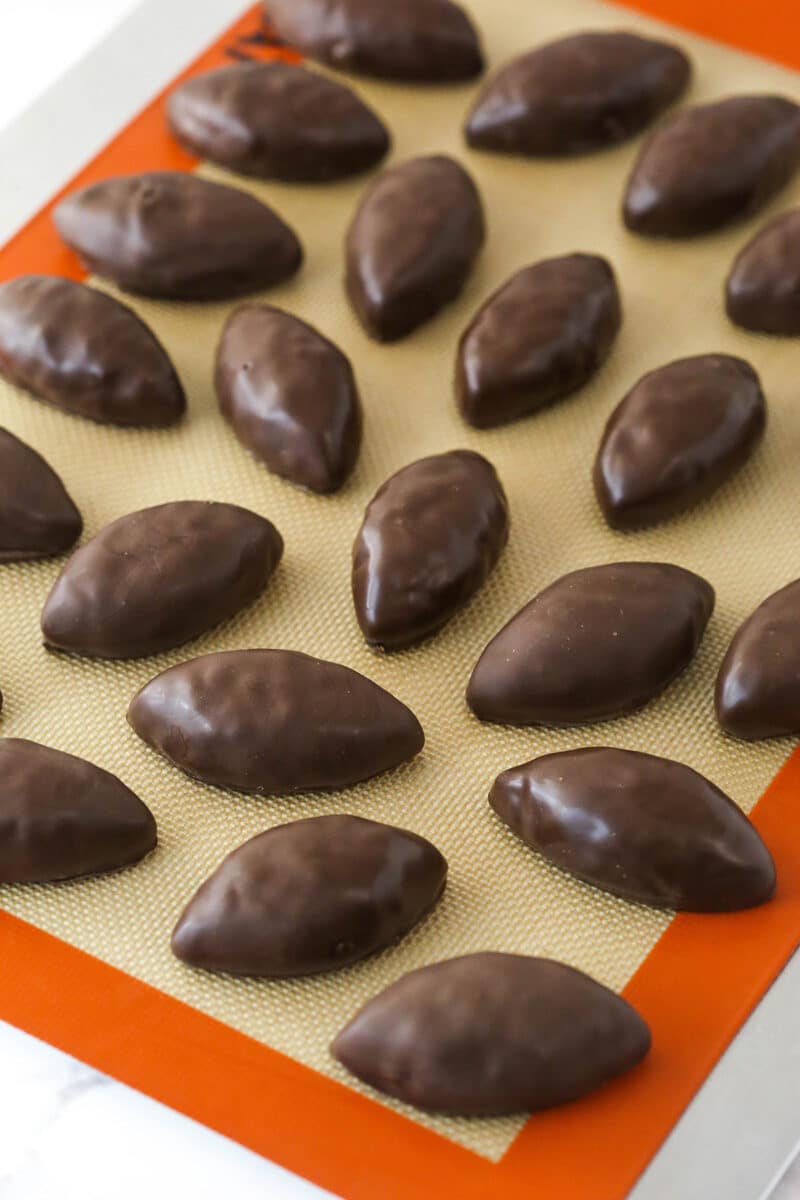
0, 428, 82, 561
715, 579, 800, 741
725, 210, 800, 335
0, 738, 157, 883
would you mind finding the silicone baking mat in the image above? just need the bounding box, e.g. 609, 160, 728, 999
1, 1, 800, 1196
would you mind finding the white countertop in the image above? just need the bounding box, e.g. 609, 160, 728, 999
0, 3, 798, 1197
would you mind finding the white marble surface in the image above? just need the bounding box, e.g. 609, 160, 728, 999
0, 3, 799, 1197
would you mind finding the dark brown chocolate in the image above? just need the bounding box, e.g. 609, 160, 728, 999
491, 748, 775, 911
345, 154, 485, 341
465, 31, 689, 157
352, 449, 508, 648
0, 275, 185, 427
332, 952, 650, 1115
215, 304, 362, 493
624, 95, 800, 237
128, 649, 424, 794
456, 254, 621, 428
726, 209, 800, 334
0, 738, 156, 882
0, 428, 82, 561
716, 580, 800, 740
41, 502, 282, 659
467, 562, 714, 726
54, 172, 302, 300
594, 354, 766, 529
264, 0, 483, 82
172, 814, 446, 975
167, 62, 390, 182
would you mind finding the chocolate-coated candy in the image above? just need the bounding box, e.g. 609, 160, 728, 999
215, 304, 362, 493
726, 209, 800, 334
0, 428, 82, 561
716, 580, 800, 739
468, 562, 714, 726
54, 172, 302, 300
333, 952, 650, 1115
466, 31, 689, 157
352, 450, 508, 648
41, 502, 282, 659
128, 649, 424, 794
491, 748, 775, 911
0, 275, 184, 427
624, 96, 800, 237
265, 0, 483, 82
456, 254, 621, 428
594, 354, 766, 529
0, 738, 156, 882
346, 154, 485, 341
167, 62, 390, 182
172, 815, 446, 976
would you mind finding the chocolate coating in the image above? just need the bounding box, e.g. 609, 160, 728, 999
167, 62, 390, 182
41, 501, 282, 659
54, 172, 302, 300
467, 562, 714, 726
0, 738, 156, 883
456, 254, 621, 428
716, 579, 800, 740
352, 450, 508, 648
594, 354, 766, 529
215, 304, 362, 493
128, 649, 424, 794
624, 95, 800, 237
466, 31, 689, 157
726, 209, 800, 334
265, 0, 483, 82
0, 275, 184, 427
0, 428, 82, 561
491, 748, 775, 911
332, 952, 650, 1115
345, 154, 485, 341
172, 815, 446, 976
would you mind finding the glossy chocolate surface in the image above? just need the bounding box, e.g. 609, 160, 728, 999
172, 815, 446, 976
54, 172, 302, 300
491, 748, 775, 911
0, 738, 156, 883
41, 502, 282, 659
332, 952, 650, 1115
624, 95, 800, 237
215, 304, 362, 493
0, 275, 185, 427
265, 0, 483, 82
594, 353, 766, 529
466, 31, 689, 157
167, 62, 390, 182
345, 154, 485, 341
128, 649, 424, 794
456, 254, 621, 428
726, 209, 800, 334
467, 562, 714, 726
0, 428, 82, 561
716, 579, 800, 740
352, 450, 508, 648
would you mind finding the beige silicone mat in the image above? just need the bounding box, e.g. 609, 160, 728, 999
1, 0, 800, 1162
